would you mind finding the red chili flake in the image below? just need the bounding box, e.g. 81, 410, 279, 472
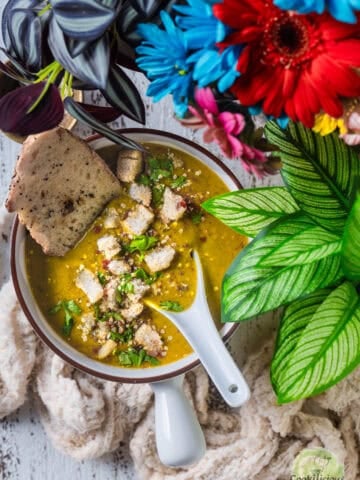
200, 236, 207, 242
178, 199, 187, 209
102, 259, 110, 269
93, 225, 102, 234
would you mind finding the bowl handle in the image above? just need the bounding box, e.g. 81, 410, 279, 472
151, 374, 206, 467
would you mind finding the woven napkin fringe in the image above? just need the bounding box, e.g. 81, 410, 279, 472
1, 206, 360, 479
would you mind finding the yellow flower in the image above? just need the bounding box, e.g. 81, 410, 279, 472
313, 113, 347, 136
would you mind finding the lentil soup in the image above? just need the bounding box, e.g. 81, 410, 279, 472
25, 143, 246, 368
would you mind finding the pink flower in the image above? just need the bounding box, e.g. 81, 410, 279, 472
180, 88, 268, 176
180, 87, 245, 158
341, 111, 360, 146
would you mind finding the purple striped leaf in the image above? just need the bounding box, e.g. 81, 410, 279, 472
50, 0, 120, 41
64, 96, 145, 151
48, 18, 110, 89
101, 65, 145, 124
79, 102, 122, 123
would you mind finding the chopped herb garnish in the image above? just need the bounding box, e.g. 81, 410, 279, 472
49, 300, 82, 336
148, 156, 173, 182
191, 211, 203, 225
171, 176, 187, 189
134, 268, 161, 285
109, 327, 134, 343
152, 184, 165, 207
137, 174, 151, 186
94, 304, 122, 322
127, 235, 158, 253
97, 271, 107, 286
117, 273, 135, 296
118, 348, 160, 367
160, 300, 184, 312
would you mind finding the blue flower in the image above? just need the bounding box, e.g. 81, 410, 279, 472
174, 0, 241, 92
136, 11, 193, 117
274, 0, 360, 23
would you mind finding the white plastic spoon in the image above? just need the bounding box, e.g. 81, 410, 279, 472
147, 250, 250, 408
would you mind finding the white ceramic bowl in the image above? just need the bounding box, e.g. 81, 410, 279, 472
11, 129, 243, 466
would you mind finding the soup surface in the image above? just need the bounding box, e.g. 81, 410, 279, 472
26, 143, 246, 368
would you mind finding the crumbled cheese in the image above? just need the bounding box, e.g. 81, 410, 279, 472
75, 267, 103, 304
103, 208, 121, 229
107, 259, 131, 276
122, 204, 154, 236
129, 183, 152, 206
134, 324, 163, 357
144, 245, 176, 273
97, 235, 121, 260
160, 187, 187, 224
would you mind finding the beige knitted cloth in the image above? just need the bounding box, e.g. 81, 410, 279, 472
1, 206, 360, 480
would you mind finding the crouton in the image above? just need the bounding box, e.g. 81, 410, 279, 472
97, 339, 117, 359
160, 187, 187, 223
144, 245, 176, 273
97, 235, 120, 260
6, 127, 121, 256
129, 183, 152, 207
103, 207, 121, 229
122, 204, 154, 236
134, 324, 163, 357
117, 149, 143, 182
75, 267, 103, 304
107, 259, 131, 276
120, 302, 144, 320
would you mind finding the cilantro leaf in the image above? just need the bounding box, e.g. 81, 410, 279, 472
97, 271, 107, 286
171, 176, 187, 189
50, 300, 82, 337
191, 212, 203, 225
160, 300, 184, 312
127, 235, 158, 253
118, 348, 160, 367
134, 268, 161, 285
137, 174, 151, 186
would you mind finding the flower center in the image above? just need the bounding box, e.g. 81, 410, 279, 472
272, 17, 309, 56
262, 11, 320, 68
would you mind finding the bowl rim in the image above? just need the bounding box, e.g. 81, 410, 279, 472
11, 128, 243, 383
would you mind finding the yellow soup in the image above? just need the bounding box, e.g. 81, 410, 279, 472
26, 143, 246, 368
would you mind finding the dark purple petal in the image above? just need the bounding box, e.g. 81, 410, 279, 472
0, 82, 64, 135
79, 102, 122, 123
101, 65, 145, 124
64, 96, 145, 151
50, 0, 120, 41
48, 18, 110, 89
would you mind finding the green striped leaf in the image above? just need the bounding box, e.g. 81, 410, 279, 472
271, 288, 333, 392
265, 121, 360, 233
260, 225, 342, 267
202, 187, 299, 237
271, 282, 360, 403
342, 194, 360, 281
222, 214, 343, 322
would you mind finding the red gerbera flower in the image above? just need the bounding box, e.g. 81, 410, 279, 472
213, 0, 360, 127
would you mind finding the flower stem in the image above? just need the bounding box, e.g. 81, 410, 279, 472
38, 2, 51, 17
27, 62, 64, 114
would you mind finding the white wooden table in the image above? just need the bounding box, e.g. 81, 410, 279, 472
0, 73, 282, 479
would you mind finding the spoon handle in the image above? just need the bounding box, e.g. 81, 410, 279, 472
173, 305, 250, 408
